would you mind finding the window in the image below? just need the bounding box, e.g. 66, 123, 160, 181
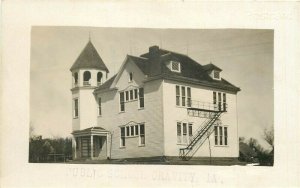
120, 92, 125, 112
139, 88, 144, 108
171, 61, 181, 72
83, 71, 91, 86
125, 91, 129, 101
214, 70, 220, 79
176, 86, 180, 106
140, 124, 145, 145
224, 127, 228, 145
97, 72, 103, 86
223, 93, 227, 111
219, 126, 223, 145
214, 126, 218, 145
120, 123, 145, 147
120, 127, 125, 147
134, 89, 138, 99
129, 72, 133, 82
177, 122, 182, 143
182, 123, 187, 144
130, 90, 133, 100
175, 85, 191, 107
126, 126, 130, 137
214, 126, 228, 146
74, 98, 79, 118
187, 87, 191, 107
73, 72, 78, 87
135, 125, 139, 136
177, 122, 193, 144
181, 86, 186, 106
218, 92, 222, 111
130, 126, 134, 136
213, 91, 227, 111
188, 124, 193, 140
98, 98, 101, 116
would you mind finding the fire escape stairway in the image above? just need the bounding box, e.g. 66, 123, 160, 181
179, 101, 226, 161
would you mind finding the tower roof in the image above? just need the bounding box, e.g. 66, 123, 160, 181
70, 41, 109, 72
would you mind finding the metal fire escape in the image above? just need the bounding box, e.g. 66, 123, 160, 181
179, 100, 227, 161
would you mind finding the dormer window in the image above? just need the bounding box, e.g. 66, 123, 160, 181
171, 61, 181, 72
214, 70, 220, 79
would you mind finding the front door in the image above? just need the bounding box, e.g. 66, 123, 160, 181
81, 137, 91, 157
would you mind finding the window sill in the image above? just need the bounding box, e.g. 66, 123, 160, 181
98, 115, 102, 117
119, 146, 126, 149
214, 145, 229, 147
176, 105, 187, 109
138, 108, 145, 110
119, 111, 125, 114
126, 135, 139, 138
138, 145, 145, 147
73, 117, 79, 119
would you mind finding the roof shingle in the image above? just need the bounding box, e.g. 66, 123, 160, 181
70, 41, 109, 72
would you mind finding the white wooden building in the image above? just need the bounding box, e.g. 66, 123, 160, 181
70, 41, 240, 161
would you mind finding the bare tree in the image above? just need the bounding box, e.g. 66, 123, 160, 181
263, 127, 274, 149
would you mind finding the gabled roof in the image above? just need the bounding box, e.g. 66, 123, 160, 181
202, 63, 222, 71
94, 74, 117, 92
70, 41, 109, 72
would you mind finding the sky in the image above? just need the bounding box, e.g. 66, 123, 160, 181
30, 27, 273, 149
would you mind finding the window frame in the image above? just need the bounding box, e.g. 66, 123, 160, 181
98, 97, 102, 116
213, 70, 220, 80
73, 98, 79, 118
177, 121, 193, 145
138, 87, 144, 109
175, 85, 191, 108
129, 72, 133, 82
171, 61, 181, 73
214, 125, 229, 146
119, 92, 125, 112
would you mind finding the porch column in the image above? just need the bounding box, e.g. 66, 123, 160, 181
90, 135, 94, 159
106, 133, 111, 159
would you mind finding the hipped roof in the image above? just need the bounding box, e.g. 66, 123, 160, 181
70, 41, 109, 72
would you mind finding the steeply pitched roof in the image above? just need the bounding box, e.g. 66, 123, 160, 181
70, 41, 109, 72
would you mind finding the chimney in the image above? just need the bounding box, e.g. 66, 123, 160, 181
149, 45, 160, 58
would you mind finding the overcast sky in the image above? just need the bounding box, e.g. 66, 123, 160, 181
30, 27, 273, 149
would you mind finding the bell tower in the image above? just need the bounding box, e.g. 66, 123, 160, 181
70, 40, 109, 132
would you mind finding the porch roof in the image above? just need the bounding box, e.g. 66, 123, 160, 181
72, 127, 110, 137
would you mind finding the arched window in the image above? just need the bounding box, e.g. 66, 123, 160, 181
83, 71, 91, 86
97, 72, 103, 86
73, 72, 78, 87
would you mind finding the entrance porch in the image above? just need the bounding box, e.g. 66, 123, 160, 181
72, 127, 111, 160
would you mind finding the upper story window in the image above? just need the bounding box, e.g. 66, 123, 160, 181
171, 61, 181, 72
176, 85, 191, 107
119, 87, 144, 112
73, 72, 78, 87
97, 72, 103, 86
213, 91, 227, 111
83, 71, 91, 86
213, 70, 221, 80
98, 97, 102, 116
129, 72, 133, 82
73, 98, 79, 118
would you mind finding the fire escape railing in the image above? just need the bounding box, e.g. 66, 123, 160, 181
179, 100, 227, 161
